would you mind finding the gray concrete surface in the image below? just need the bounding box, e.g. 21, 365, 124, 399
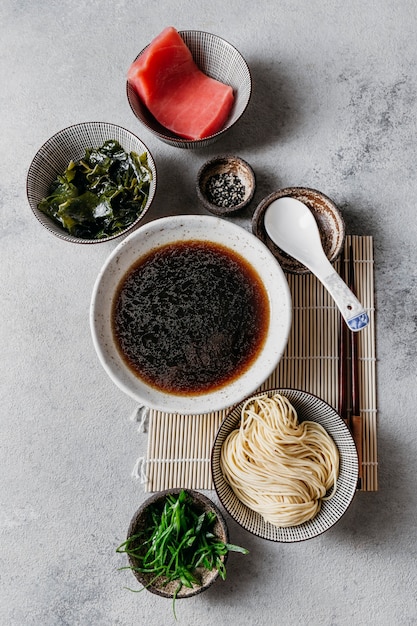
1, 1, 416, 624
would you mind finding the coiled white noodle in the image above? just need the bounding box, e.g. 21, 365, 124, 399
220, 394, 340, 527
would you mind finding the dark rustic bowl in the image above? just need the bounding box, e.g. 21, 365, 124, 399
127, 30, 252, 149
26, 122, 157, 244
252, 187, 345, 274
126, 489, 229, 598
196, 155, 256, 215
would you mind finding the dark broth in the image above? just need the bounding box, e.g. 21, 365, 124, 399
112, 240, 270, 395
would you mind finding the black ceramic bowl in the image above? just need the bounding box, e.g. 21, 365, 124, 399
125, 489, 229, 598
196, 155, 256, 215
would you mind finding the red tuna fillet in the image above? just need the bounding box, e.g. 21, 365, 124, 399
127, 27, 234, 140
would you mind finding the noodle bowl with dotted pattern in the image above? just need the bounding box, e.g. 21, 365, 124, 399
211, 388, 359, 542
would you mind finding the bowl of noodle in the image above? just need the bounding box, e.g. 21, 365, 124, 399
211, 389, 358, 542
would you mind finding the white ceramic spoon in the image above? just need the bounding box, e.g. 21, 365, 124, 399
264, 197, 369, 331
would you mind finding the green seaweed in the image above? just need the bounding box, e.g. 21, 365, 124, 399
38, 139, 152, 239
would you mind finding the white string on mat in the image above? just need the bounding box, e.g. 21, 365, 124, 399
131, 457, 149, 483
129, 404, 150, 432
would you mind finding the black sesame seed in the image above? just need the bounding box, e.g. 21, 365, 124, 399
205, 172, 246, 208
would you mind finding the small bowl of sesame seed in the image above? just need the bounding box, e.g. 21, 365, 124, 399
196, 155, 256, 216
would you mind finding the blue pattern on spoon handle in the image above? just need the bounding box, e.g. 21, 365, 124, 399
263, 197, 370, 332
323, 272, 369, 331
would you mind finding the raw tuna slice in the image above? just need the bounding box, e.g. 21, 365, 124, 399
127, 27, 235, 140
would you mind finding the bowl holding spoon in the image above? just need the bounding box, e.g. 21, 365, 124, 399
252, 187, 345, 274
263, 196, 369, 332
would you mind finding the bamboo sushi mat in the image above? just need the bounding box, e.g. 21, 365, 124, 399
138, 235, 377, 492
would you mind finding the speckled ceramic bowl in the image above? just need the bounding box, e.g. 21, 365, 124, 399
252, 187, 345, 274
196, 155, 256, 215
90, 214, 292, 414
211, 388, 359, 542
124, 489, 229, 598
127, 30, 252, 149
26, 122, 157, 244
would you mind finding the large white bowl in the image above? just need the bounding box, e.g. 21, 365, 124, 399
90, 215, 292, 414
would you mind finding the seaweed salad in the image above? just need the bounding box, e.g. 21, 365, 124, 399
38, 139, 152, 239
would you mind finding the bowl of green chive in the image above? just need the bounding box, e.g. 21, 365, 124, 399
116, 489, 248, 606
196, 155, 256, 215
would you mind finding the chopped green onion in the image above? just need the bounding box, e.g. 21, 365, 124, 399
116, 490, 248, 618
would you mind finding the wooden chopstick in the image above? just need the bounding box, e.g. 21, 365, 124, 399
338, 244, 363, 489
348, 244, 363, 488
337, 251, 349, 426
